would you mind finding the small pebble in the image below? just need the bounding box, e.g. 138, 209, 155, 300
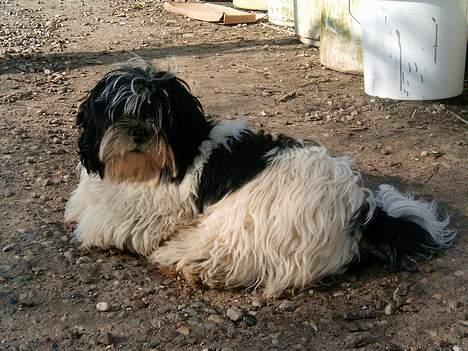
96, 302, 110, 312
45, 20, 58, 29
226, 306, 243, 322
207, 314, 224, 324
132, 300, 148, 310
76, 256, 92, 264
311, 321, 319, 332
176, 326, 190, 336
97, 331, 113, 345
384, 303, 395, 316
278, 301, 296, 312
251, 298, 264, 308
18, 292, 35, 306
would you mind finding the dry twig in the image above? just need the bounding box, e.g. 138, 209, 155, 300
278, 91, 297, 102
448, 110, 468, 125
260, 22, 295, 35
233, 62, 271, 75
424, 164, 440, 184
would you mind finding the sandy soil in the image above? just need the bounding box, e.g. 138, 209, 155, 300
0, 1, 467, 350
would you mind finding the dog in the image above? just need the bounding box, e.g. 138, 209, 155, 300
65, 60, 456, 297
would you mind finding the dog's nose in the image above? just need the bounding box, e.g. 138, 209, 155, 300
130, 127, 151, 144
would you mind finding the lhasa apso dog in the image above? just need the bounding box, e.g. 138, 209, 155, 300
65, 61, 455, 297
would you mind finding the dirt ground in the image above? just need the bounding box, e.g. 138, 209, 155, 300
0, 1, 467, 350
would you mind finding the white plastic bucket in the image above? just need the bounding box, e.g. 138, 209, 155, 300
233, 0, 268, 11
362, 0, 468, 100
320, 0, 363, 74
294, 0, 321, 47
268, 0, 295, 27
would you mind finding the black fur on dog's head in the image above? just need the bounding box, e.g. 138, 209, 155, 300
76, 60, 212, 183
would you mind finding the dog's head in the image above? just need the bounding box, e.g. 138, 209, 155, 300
76, 60, 211, 183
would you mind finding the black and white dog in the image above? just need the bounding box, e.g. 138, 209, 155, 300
65, 61, 455, 297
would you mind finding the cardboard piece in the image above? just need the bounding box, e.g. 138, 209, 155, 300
164, 2, 259, 25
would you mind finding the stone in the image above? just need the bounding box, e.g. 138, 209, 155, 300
18, 292, 35, 306
227, 306, 244, 322
45, 20, 59, 30
76, 256, 92, 264
132, 300, 148, 310
278, 301, 296, 312
384, 303, 395, 316
251, 298, 264, 308
96, 302, 110, 312
96, 331, 113, 345
309, 321, 319, 333
176, 326, 190, 336
207, 314, 224, 324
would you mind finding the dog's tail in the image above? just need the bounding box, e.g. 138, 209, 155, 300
352, 184, 456, 270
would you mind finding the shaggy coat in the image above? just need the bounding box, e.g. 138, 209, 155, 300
65, 61, 455, 297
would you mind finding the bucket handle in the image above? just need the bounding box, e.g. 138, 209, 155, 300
348, 0, 361, 25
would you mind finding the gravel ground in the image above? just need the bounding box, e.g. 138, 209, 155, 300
0, 1, 467, 350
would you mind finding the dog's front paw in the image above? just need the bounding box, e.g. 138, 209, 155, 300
181, 265, 203, 287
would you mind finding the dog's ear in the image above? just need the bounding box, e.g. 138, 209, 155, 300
76, 78, 108, 177
159, 77, 212, 181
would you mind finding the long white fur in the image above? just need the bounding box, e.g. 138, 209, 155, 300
66, 119, 374, 296
375, 184, 456, 247
66, 119, 454, 297
64, 120, 248, 256
152, 146, 372, 296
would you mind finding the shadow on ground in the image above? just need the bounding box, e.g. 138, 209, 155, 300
0, 37, 298, 75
